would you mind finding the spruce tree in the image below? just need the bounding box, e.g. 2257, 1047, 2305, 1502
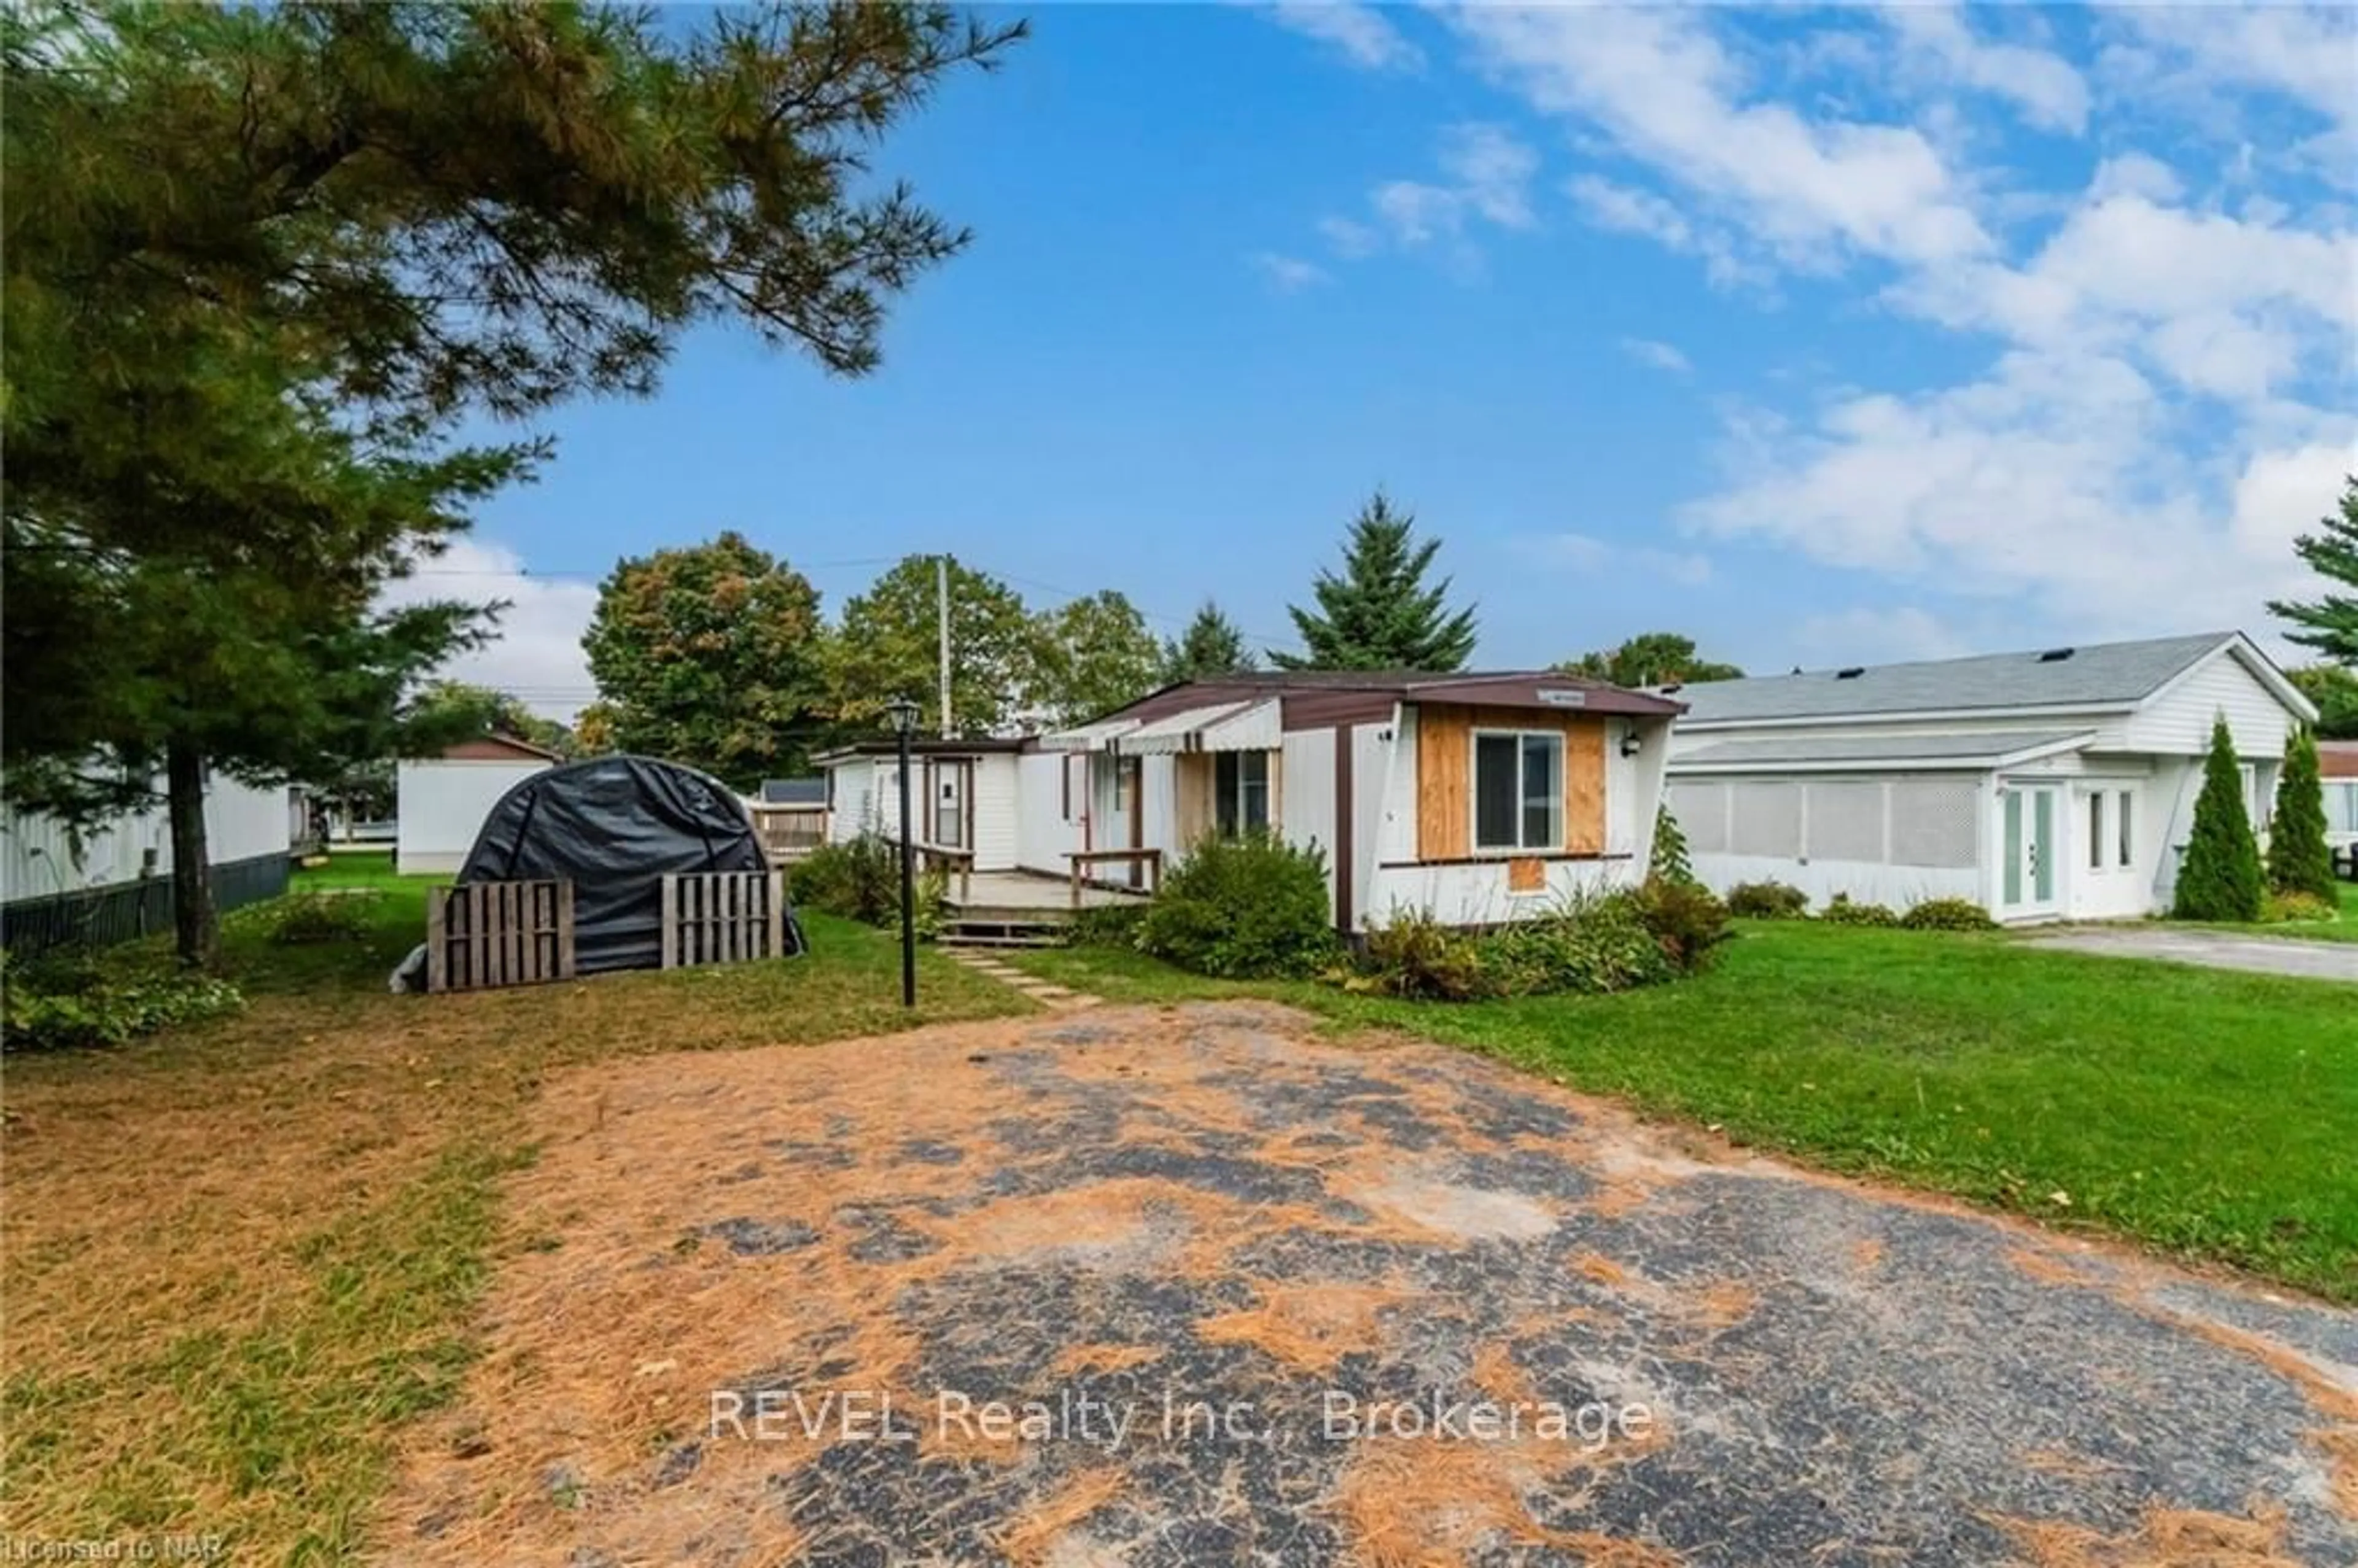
1274, 491, 1479, 671
2269, 476, 2358, 664
1163, 602, 1256, 682
2172, 715, 2266, 922
2265, 728, 2336, 902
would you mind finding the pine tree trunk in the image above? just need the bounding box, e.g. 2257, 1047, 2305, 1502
166, 740, 220, 971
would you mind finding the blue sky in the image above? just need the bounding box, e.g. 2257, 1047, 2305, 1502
398, 4, 2358, 720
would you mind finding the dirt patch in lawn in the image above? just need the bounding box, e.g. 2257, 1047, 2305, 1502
372, 1002, 2358, 1567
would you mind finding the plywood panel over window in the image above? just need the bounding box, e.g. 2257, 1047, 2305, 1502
1416, 704, 1607, 860
1175, 755, 1213, 847
1563, 718, 1606, 854
1417, 706, 1474, 860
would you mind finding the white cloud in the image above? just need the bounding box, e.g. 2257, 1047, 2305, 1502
1264, 1, 1422, 72
1317, 214, 1380, 258
1686, 350, 2353, 641
1363, 123, 1539, 253
1620, 337, 1691, 374
2108, 6, 2358, 134
376, 537, 600, 722
2086, 152, 2183, 204
1569, 174, 1766, 290
1880, 4, 2090, 136
1251, 250, 1331, 292
1450, 6, 1992, 271
1519, 531, 1711, 586
1792, 607, 1974, 666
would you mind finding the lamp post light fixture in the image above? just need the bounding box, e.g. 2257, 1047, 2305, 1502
885, 696, 922, 1007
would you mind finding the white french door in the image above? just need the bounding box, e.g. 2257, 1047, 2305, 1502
1998, 784, 2062, 919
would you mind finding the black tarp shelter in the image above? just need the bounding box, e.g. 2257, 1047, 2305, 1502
439, 755, 802, 976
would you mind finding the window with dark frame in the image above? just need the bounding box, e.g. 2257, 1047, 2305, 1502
1215, 750, 1271, 836
1473, 730, 1563, 852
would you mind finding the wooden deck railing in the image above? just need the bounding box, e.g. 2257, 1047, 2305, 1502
1066, 847, 1163, 908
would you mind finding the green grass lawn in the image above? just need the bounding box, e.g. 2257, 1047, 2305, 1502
4, 856, 1029, 1562
1006, 920, 2358, 1302
2175, 877, 2358, 944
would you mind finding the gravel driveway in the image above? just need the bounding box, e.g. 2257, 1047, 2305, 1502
384, 1003, 2358, 1567
2023, 927, 2358, 984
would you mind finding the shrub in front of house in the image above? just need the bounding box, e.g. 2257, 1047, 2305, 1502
1353, 909, 1493, 999
1899, 897, 1998, 931
1819, 893, 1901, 926
2261, 890, 2338, 925
1137, 833, 1337, 979
1727, 880, 1810, 919
1484, 894, 1680, 995
2173, 714, 2265, 922
788, 833, 945, 937
2266, 728, 2337, 903
1631, 877, 1734, 972
1065, 902, 1150, 949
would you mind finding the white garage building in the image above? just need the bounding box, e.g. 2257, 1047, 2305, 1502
1663, 631, 2317, 923
395, 734, 561, 875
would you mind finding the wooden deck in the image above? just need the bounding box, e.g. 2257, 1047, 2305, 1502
946, 871, 1148, 917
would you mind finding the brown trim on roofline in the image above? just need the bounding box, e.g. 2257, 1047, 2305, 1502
1377, 852, 1638, 869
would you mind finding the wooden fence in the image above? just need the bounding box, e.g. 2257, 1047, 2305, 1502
661, 869, 791, 969
426, 880, 575, 993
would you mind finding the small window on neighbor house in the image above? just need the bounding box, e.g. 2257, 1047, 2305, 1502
2087, 792, 2104, 871
1215, 750, 1270, 836
2115, 790, 2134, 869
1473, 731, 1563, 852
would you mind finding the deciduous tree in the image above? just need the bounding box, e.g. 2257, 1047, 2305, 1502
2287, 664, 2358, 740
405, 681, 576, 758
1557, 632, 1743, 688
1274, 491, 1477, 672
582, 534, 828, 786
1030, 592, 1164, 725
827, 556, 1038, 736
2270, 476, 2358, 665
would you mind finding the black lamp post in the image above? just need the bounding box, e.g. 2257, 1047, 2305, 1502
885, 695, 920, 1007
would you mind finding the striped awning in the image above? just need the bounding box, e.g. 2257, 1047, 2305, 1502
1118, 699, 1282, 755
1038, 716, 1142, 753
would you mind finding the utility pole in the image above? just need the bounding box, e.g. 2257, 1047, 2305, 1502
936, 554, 953, 738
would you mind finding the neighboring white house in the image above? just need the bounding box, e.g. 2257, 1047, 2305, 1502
1, 774, 294, 951
1662, 631, 2318, 923
812, 739, 1030, 872
395, 734, 561, 876
818, 671, 1685, 931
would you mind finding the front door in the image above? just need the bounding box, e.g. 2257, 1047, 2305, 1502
1998, 784, 2061, 919
926, 759, 970, 850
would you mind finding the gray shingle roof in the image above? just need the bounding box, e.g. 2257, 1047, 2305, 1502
1669, 632, 2237, 726
1676, 729, 2095, 769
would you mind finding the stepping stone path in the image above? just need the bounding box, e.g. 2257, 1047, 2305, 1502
943, 947, 1102, 1011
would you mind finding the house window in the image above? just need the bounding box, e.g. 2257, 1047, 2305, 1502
1473, 731, 1563, 852
1215, 750, 1270, 836
2087, 792, 2104, 871
2115, 789, 2134, 868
